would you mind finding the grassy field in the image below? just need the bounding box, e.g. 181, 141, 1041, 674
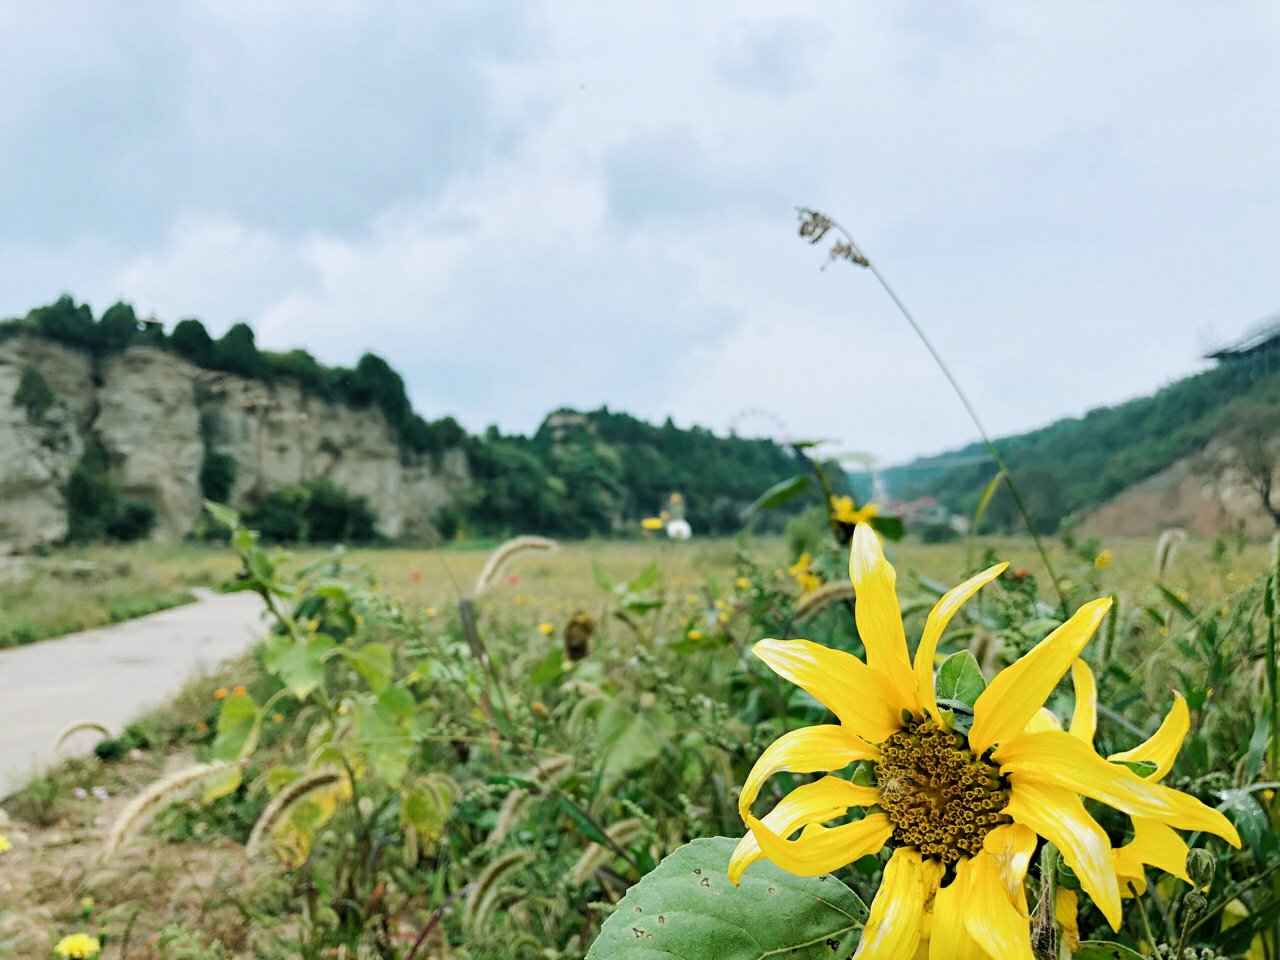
1, 529, 1275, 958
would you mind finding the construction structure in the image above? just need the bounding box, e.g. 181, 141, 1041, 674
1206, 313, 1280, 376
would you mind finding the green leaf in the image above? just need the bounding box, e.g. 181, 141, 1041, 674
935, 651, 986, 709
1116, 759, 1158, 778
211, 693, 261, 763
263, 634, 335, 700
742, 474, 810, 517
869, 515, 905, 541
1072, 942, 1145, 960
628, 562, 661, 594
595, 701, 671, 778
352, 697, 413, 787
558, 794, 615, 849
1156, 585, 1196, 622
342, 643, 393, 693
586, 837, 867, 960
203, 500, 240, 530
592, 562, 614, 593
201, 763, 243, 804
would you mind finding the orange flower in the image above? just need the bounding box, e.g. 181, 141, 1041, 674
232, 685, 247, 696
213, 688, 228, 700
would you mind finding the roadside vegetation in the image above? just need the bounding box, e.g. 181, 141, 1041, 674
1, 516, 1275, 958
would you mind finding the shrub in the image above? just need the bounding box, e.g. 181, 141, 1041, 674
169, 318, 216, 367
244, 478, 378, 544
199, 451, 237, 503
13, 364, 56, 418
919, 521, 960, 543
65, 446, 156, 542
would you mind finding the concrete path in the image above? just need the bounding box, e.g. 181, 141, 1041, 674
0, 589, 265, 795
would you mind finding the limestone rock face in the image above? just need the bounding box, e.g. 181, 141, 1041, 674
0, 337, 93, 550
0, 335, 466, 549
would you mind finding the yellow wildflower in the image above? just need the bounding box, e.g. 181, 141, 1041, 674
538, 622, 554, 636
426, 606, 438, 619
732, 525, 1239, 958
0, 834, 10, 853
830, 495, 881, 527
688, 629, 704, 641
718, 612, 730, 625
1094, 549, 1113, 570
641, 517, 665, 531
735, 577, 751, 590
686, 593, 699, 605
213, 687, 228, 700
54, 934, 101, 959
670, 492, 683, 504
787, 552, 821, 594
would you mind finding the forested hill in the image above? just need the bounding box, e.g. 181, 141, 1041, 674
883, 359, 1274, 532
1, 296, 799, 541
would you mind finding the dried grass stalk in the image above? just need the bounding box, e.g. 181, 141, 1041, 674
569, 817, 646, 885
53, 720, 111, 754
102, 762, 229, 859
794, 581, 856, 620
246, 767, 346, 860
473, 536, 558, 596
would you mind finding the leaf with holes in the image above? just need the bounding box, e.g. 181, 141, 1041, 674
585, 836, 868, 960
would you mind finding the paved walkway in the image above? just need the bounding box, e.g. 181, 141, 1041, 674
0, 589, 265, 795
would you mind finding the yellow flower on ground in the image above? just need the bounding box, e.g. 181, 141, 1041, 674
1094, 549, 1113, 570
0, 834, 10, 853
732, 524, 1239, 960
688, 629, 704, 641
830, 495, 881, 527
735, 577, 751, 590
641, 517, 664, 531
54, 934, 101, 959
538, 622, 554, 636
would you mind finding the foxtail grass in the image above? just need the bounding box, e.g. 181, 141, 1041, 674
102, 762, 228, 859
464, 849, 532, 933
473, 536, 558, 597
246, 767, 346, 861
53, 720, 111, 754
569, 817, 646, 885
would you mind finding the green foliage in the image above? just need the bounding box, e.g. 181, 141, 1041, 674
65, 445, 156, 543
586, 837, 868, 959
199, 451, 237, 504
12, 364, 56, 418
170, 318, 216, 366
98, 301, 140, 353
892, 364, 1278, 530
212, 322, 267, 379
243, 478, 378, 544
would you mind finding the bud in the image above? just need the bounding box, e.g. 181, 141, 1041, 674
1186, 848, 1216, 889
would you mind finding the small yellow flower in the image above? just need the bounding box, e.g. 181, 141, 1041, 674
272, 713, 285, 725
0, 834, 11, 854
718, 612, 730, 625
687, 629, 704, 641
830, 495, 881, 527
715, 599, 728, 610
670, 492, 683, 504
686, 593, 699, 605
641, 517, 665, 531
407, 670, 422, 683
426, 607, 438, 618
1094, 549, 1113, 570
787, 553, 821, 594
532, 701, 550, 718
538, 622, 554, 636
232, 684, 247, 696
54, 934, 101, 959
213, 687, 228, 700
195, 721, 208, 733
735, 577, 751, 590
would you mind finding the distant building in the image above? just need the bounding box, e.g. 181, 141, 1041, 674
1206, 313, 1280, 376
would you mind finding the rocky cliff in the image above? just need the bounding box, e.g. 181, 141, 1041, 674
0, 334, 467, 550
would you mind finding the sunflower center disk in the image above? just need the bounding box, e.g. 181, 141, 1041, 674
874, 718, 1011, 865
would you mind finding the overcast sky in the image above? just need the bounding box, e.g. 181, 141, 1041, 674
1, 2, 1276, 465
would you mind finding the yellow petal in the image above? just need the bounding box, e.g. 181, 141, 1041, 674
729, 776, 880, 884
1023, 708, 1062, 734
914, 563, 1007, 721
849, 524, 918, 713
983, 822, 1038, 916
1055, 888, 1081, 952
962, 849, 1034, 960
969, 597, 1111, 753
738, 724, 880, 820
1113, 817, 1191, 896
996, 730, 1240, 846
1003, 777, 1123, 930
747, 811, 893, 878
854, 847, 927, 959
929, 865, 988, 960
1108, 693, 1188, 782
754, 638, 902, 743
1069, 659, 1097, 744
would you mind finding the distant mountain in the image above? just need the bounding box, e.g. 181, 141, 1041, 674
878, 338, 1276, 533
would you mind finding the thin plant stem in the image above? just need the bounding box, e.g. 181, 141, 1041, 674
809, 212, 1070, 616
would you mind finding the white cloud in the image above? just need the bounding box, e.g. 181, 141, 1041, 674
0, 0, 1275, 463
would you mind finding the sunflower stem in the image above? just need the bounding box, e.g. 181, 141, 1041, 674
801, 210, 1071, 617
1031, 843, 1058, 960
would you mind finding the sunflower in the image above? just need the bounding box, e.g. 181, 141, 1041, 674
731, 525, 1239, 959
830, 495, 880, 527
